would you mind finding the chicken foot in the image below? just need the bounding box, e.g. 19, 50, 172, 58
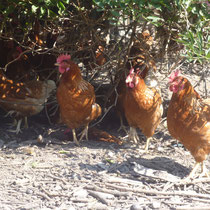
117, 116, 128, 134
128, 127, 139, 143
7, 118, 17, 127
144, 137, 152, 152
72, 129, 80, 146
71, 125, 89, 146
183, 161, 209, 181
79, 125, 89, 141
8, 116, 28, 134
8, 118, 23, 134
199, 162, 209, 178
5, 111, 17, 127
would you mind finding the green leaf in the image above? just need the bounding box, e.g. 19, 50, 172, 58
59, 150, 69, 154
32, 5, 38, 13
147, 16, 162, 22
106, 159, 115, 164
62, 0, 70, 3
40, 7, 46, 16
31, 162, 38, 168
188, 31, 195, 44
48, 9, 57, 17
57, 1, 65, 10
111, 10, 120, 17
197, 32, 203, 46
207, 51, 210, 59
4, 5, 15, 15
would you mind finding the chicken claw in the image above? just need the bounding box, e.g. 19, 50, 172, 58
72, 129, 80, 146
128, 127, 139, 143
144, 137, 152, 153
8, 119, 23, 134
79, 125, 89, 141
117, 116, 128, 134
182, 162, 209, 182
199, 162, 209, 178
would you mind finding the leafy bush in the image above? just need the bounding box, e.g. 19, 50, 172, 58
93, 0, 210, 63
0, 0, 209, 65
176, 1, 209, 64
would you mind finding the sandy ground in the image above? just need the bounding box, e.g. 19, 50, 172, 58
0, 65, 210, 210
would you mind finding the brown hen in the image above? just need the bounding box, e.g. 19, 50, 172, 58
123, 67, 162, 151
0, 71, 56, 133
56, 54, 101, 145
167, 70, 210, 179
110, 31, 157, 134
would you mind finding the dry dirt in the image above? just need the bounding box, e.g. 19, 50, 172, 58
0, 66, 210, 210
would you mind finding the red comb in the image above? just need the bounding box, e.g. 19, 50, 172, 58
57, 54, 71, 63
169, 69, 180, 82
125, 68, 134, 83
129, 67, 134, 74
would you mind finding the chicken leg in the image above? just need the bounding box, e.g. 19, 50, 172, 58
79, 125, 89, 141
184, 161, 209, 181
72, 129, 80, 146
8, 117, 28, 134
144, 137, 152, 152
128, 127, 139, 143
24, 117, 28, 129
117, 115, 128, 134
8, 118, 23, 134
72, 125, 89, 146
200, 162, 209, 178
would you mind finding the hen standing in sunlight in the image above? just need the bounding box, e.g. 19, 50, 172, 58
56, 54, 101, 145
167, 70, 210, 179
123, 67, 163, 152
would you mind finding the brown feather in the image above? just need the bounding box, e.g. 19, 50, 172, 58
167, 76, 210, 163
124, 76, 162, 138
0, 70, 55, 117
56, 58, 101, 130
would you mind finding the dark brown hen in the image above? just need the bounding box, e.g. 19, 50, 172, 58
0, 71, 56, 133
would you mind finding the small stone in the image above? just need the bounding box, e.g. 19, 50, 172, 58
65, 206, 76, 210
84, 174, 92, 180
130, 203, 142, 210
107, 151, 114, 157
97, 162, 109, 170
152, 201, 161, 209
157, 146, 164, 152
73, 189, 88, 199
26, 189, 33, 194
54, 185, 62, 191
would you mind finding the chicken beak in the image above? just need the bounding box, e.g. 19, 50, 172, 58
54, 63, 59, 66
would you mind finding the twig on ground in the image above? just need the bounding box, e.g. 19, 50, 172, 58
39, 185, 70, 198
106, 176, 143, 186
176, 206, 210, 210
36, 192, 51, 201
85, 185, 129, 197
88, 190, 109, 205
105, 183, 210, 199
188, 197, 210, 204
163, 178, 210, 191
70, 198, 90, 203
47, 174, 68, 185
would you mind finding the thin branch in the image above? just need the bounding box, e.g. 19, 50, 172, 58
105, 183, 210, 199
